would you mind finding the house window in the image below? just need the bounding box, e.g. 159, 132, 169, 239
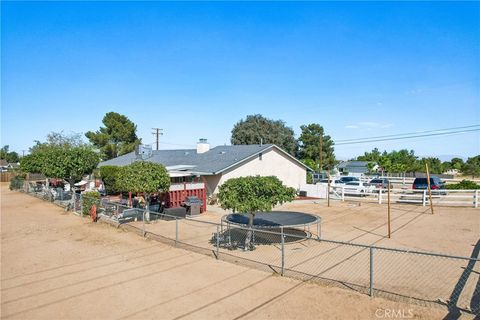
259, 152, 262, 160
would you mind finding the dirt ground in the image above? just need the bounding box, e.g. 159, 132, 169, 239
0, 183, 452, 320
283, 200, 479, 257
134, 199, 479, 312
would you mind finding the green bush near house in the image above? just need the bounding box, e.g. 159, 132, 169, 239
82, 191, 101, 216
9, 175, 25, 190
99, 165, 121, 194
445, 180, 480, 190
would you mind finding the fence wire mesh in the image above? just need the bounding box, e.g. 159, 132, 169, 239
18, 190, 480, 316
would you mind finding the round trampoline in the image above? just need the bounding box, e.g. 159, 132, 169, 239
224, 211, 320, 229
220, 211, 322, 248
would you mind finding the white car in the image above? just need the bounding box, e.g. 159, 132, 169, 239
342, 182, 375, 196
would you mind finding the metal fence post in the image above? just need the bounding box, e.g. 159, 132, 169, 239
175, 217, 179, 247
281, 226, 285, 276
369, 246, 374, 297
474, 190, 478, 208
216, 225, 220, 259
422, 190, 426, 207
378, 189, 382, 204
80, 194, 83, 219
341, 187, 345, 202
142, 210, 146, 237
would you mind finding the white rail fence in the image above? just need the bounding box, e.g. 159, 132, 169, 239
360, 175, 480, 186
330, 187, 479, 208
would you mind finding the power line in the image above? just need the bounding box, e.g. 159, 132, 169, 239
335, 128, 480, 145
336, 125, 480, 143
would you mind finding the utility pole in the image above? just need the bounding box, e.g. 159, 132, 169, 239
425, 162, 434, 215
152, 128, 163, 151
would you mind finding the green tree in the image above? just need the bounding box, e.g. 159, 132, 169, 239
462, 155, 480, 178
420, 157, 443, 174
99, 166, 122, 194
368, 149, 418, 173
389, 150, 418, 173
451, 157, 464, 171
298, 124, 336, 170
20, 145, 99, 189
301, 158, 317, 183
117, 161, 170, 220
86, 112, 141, 160
441, 161, 452, 172
30, 131, 84, 153
20, 132, 99, 203
0, 145, 20, 163
231, 114, 297, 155
218, 176, 296, 250
357, 148, 382, 163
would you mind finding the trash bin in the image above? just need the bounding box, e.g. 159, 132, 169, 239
183, 196, 203, 216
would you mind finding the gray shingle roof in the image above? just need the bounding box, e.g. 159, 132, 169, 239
99, 144, 310, 174
337, 161, 373, 168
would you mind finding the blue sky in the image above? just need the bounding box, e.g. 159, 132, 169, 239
2, 1, 479, 160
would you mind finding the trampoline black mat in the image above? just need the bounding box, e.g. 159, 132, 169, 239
225, 211, 319, 228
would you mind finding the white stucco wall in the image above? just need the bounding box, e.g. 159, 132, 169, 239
206, 148, 307, 195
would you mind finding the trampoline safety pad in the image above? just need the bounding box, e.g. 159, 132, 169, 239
224, 211, 320, 229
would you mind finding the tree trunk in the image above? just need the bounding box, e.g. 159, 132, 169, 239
69, 178, 75, 210
145, 194, 150, 223
244, 212, 255, 251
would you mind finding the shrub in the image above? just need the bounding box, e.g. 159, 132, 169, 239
100, 166, 121, 194
9, 175, 25, 190
445, 180, 480, 190
82, 191, 101, 216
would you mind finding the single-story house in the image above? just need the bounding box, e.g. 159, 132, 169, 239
0, 160, 19, 172
337, 161, 378, 176
98, 139, 311, 196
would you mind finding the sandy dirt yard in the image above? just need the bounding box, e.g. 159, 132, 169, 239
0, 183, 453, 320
131, 198, 479, 312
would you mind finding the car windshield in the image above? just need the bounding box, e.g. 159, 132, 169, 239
370, 179, 383, 183
346, 182, 359, 186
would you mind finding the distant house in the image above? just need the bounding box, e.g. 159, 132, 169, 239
99, 140, 311, 195
0, 160, 19, 172
337, 161, 378, 176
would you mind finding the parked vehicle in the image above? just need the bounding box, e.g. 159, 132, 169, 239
342, 181, 375, 196
318, 179, 342, 185
338, 176, 360, 184
412, 177, 445, 189
369, 178, 392, 190
412, 177, 446, 195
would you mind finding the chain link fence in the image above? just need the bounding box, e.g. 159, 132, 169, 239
19, 190, 480, 316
